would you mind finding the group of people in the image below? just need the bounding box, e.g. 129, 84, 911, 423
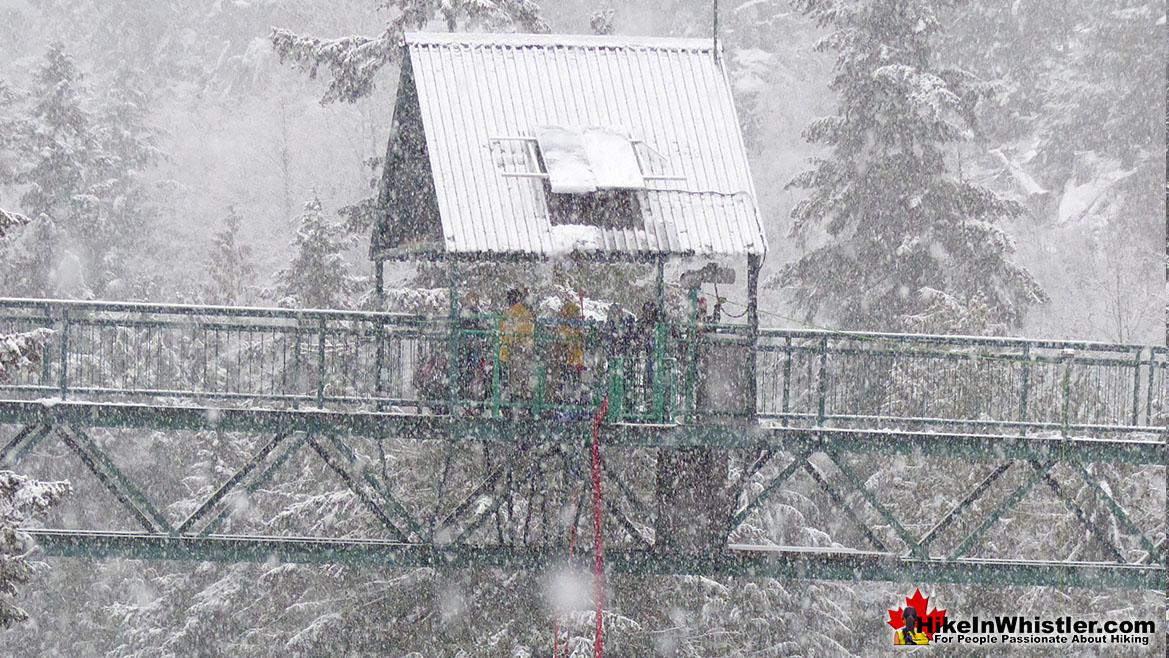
418, 288, 673, 417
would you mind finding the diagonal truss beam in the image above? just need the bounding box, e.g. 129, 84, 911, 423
802, 460, 888, 552
825, 450, 926, 559
447, 445, 556, 544
0, 423, 50, 469
1032, 460, 1125, 563
919, 463, 1013, 552
303, 434, 413, 542
597, 456, 655, 548
198, 434, 307, 536
320, 433, 427, 541
55, 427, 172, 534
437, 445, 534, 538
176, 433, 289, 534
1071, 462, 1163, 564
727, 449, 813, 533
948, 460, 1053, 560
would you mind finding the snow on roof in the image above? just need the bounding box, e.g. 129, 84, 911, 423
373, 32, 767, 260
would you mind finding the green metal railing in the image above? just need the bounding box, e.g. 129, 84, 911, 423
755, 329, 1168, 434
0, 298, 1164, 432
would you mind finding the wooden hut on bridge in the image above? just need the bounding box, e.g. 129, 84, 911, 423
370, 32, 770, 550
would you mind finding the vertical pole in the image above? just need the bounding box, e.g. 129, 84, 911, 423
534, 321, 545, 420
1018, 343, 1031, 434
1131, 347, 1143, 427
1145, 349, 1156, 425
58, 308, 69, 400
654, 257, 666, 422
1061, 348, 1074, 437
655, 257, 665, 310
746, 255, 760, 419
782, 335, 792, 418
590, 397, 608, 658
684, 287, 699, 420
293, 319, 302, 409
652, 322, 665, 421
447, 258, 459, 414
817, 335, 829, 425
317, 316, 327, 405
374, 260, 385, 306
712, 0, 719, 62
374, 260, 385, 408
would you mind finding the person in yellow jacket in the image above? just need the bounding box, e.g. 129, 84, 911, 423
893, 607, 929, 645
548, 298, 585, 404
498, 288, 534, 404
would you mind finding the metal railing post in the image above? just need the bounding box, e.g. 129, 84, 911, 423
1130, 347, 1143, 427
374, 317, 385, 409
58, 308, 69, 399
1018, 343, 1031, 433
652, 322, 665, 421
317, 316, 327, 405
1145, 350, 1157, 425
816, 335, 829, 425
1061, 348, 1074, 437
292, 320, 302, 409
781, 336, 792, 419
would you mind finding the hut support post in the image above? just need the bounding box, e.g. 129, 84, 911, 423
447, 258, 459, 413
746, 254, 760, 418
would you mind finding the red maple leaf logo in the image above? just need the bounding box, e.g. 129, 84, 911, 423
887, 589, 947, 640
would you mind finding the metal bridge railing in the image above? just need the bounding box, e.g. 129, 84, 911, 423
0, 298, 1164, 432
756, 329, 1168, 433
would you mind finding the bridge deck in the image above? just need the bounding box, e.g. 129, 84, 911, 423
0, 299, 1163, 589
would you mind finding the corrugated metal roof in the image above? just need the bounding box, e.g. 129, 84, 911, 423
397, 31, 767, 258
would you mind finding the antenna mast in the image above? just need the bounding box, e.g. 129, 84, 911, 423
712, 0, 720, 61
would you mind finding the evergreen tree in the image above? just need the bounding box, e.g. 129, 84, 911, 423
941, 0, 1081, 141
0, 208, 27, 238
0, 214, 59, 298
270, 0, 549, 104
0, 471, 69, 628
277, 196, 357, 309
1042, 1, 1162, 175
19, 43, 94, 227
0, 340, 69, 628
86, 64, 161, 291
14, 45, 160, 296
0, 81, 28, 188
206, 205, 256, 305
780, 0, 1046, 333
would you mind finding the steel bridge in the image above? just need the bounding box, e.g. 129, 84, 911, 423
0, 298, 1163, 590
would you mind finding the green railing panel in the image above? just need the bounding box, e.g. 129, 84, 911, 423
0, 298, 1164, 434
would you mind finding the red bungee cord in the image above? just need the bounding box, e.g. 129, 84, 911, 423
551, 395, 608, 658
590, 396, 608, 658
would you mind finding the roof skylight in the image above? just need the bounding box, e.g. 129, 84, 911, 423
534, 125, 645, 193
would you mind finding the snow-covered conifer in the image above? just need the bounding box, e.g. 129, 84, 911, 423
0, 471, 70, 628
206, 206, 256, 306
781, 0, 1046, 333
270, 0, 549, 104
277, 196, 357, 309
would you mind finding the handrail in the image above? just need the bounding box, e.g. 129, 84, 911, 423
0, 297, 429, 323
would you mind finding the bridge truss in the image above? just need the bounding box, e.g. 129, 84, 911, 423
0, 298, 1164, 590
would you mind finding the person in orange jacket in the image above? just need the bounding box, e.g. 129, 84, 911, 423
498, 288, 534, 404
548, 298, 585, 405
